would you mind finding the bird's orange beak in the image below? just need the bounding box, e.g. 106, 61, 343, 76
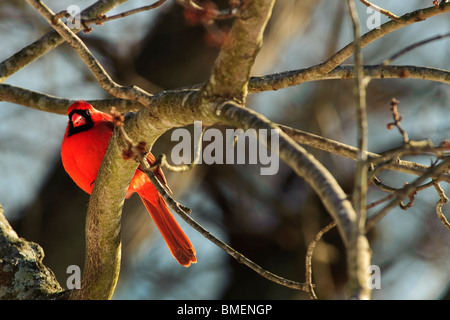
71, 113, 87, 127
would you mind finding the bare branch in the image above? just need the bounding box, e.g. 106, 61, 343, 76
0, 83, 142, 115
278, 124, 450, 183
382, 33, 450, 66
25, 0, 151, 104
150, 125, 204, 173
147, 157, 308, 292
386, 98, 409, 143
0, 0, 131, 83
345, 0, 371, 300
358, 0, 400, 20
248, 65, 450, 93
82, 0, 168, 27
305, 222, 336, 300
366, 158, 450, 231
434, 182, 450, 231
3, 64, 448, 115
319, 2, 450, 74
248, 3, 450, 92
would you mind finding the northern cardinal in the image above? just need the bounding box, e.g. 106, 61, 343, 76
61, 100, 196, 267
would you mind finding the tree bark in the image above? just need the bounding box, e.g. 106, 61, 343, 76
0, 204, 65, 299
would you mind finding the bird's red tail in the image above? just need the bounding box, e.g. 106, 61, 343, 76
138, 192, 196, 267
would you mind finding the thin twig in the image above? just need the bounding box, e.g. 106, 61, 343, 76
366, 192, 396, 210
371, 175, 436, 194
398, 184, 416, 210
82, 0, 168, 26
305, 222, 336, 300
366, 158, 450, 231
176, 0, 238, 21
277, 124, 450, 183
387, 98, 409, 144
368, 175, 437, 211
433, 182, 450, 230
359, 0, 400, 20
382, 33, 450, 66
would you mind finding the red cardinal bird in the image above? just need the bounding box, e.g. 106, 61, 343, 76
61, 100, 196, 267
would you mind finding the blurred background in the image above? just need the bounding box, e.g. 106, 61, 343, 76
0, 0, 449, 299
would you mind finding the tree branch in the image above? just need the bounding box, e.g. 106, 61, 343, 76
345, 0, 371, 300
203, 0, 275, 104
248, 2, 450, 92
68, 106, 175, 299
248, 65, 450, 93
0, 204, 66, 299
358, 0, 400, 20
305, 222, 337, 300
0, 0, 131, 83
382, 33, 450, 66
25, 0, 151, 105
0, 83, 142, 115
82, 0, 168, 27
366, 157, 450, 231
278, 124, 450, 183
434, 182, 450, 231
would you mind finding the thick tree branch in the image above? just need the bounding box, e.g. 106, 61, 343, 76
22, 0, 163, 299
203, 0, 275, 104
0, 204, 65, 299
69, 106, 176, 299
